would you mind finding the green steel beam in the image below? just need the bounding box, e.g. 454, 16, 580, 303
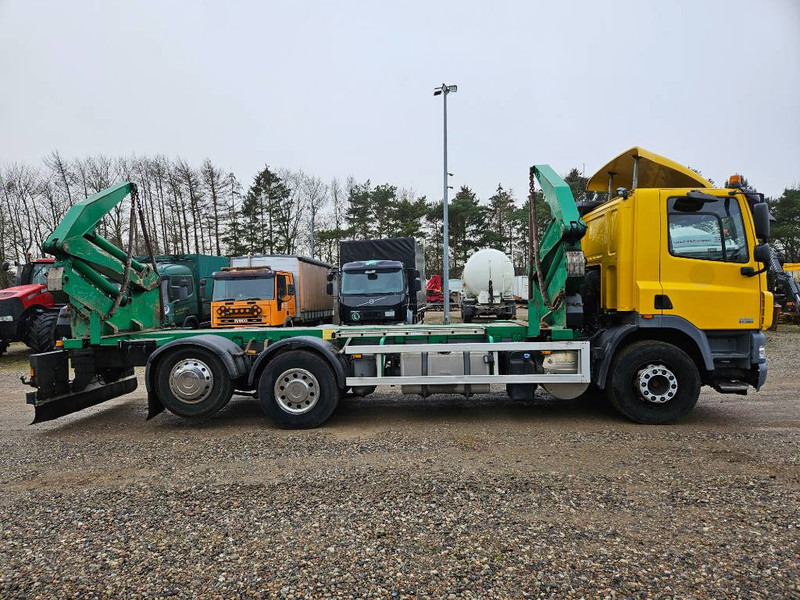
528, 165, 587, 338
44, 182, 162, 343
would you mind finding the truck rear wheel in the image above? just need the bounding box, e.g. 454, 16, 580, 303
608, 341, 700, 424
154, 347, 234, 418
258, 350, 340, 429
26, 311, 58, 353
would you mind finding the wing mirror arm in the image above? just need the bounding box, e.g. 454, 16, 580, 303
742, 242, 772, 277
740, 266, 768, 277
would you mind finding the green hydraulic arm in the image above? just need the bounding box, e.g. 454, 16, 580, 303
44, 182, 162, 344
527, 165, 588, 339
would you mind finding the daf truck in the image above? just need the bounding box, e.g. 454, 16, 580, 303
25, 147, 771, 428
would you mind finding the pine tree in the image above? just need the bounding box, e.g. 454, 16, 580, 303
345, 180, 375, 239
239, 166, 288, 254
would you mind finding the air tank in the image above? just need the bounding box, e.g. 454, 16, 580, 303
461, 249, 515, 299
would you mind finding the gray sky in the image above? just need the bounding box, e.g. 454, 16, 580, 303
1, 0, 798, 201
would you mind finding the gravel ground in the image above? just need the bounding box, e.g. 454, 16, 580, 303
1, 328, 799, 598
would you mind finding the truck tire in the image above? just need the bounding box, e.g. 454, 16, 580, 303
258, 350, 340, 429
154, 346, 234, 418
26, 311, 58, 353
607, 341, 700, 424
0, 339, 9, 356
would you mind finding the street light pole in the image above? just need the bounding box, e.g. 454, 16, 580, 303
433, 83, 457, 323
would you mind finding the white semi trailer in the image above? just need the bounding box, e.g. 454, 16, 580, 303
460, 248, 517, 322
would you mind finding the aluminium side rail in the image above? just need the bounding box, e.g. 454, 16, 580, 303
343, 340, 591, 386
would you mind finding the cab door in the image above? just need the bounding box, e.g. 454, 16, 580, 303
275, 274, 290, 325
659, 191, 761, 330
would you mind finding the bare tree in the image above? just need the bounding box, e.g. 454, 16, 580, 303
201, 159, 226, 255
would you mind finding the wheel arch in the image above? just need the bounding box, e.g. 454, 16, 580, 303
182, 315, 200, 329
593, 316, 713, 389
145, 334, 249, 418
248, 336, 347, 390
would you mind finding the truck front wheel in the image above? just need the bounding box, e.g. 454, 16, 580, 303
258, 350, 340, 429
154, 347, 234, 418
607, 341, 700, 424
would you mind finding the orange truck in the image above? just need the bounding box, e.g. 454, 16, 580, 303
210, 255, 333, 328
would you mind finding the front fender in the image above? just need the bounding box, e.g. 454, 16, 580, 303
591, 316, 715, 389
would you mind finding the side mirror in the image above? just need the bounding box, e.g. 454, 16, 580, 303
752, 202, 770, 242
413, 278, 422, 292
327, 272, 335, 282
753, 243, 771, 264
326, 282, 333, 295
1, 262, 9, 272
287, 283, 295, 296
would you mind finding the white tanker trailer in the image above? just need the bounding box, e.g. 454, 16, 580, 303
460, 248, 517, 322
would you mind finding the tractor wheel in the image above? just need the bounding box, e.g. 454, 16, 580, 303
26, 311, 58, 353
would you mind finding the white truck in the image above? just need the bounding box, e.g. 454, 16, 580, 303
459, 249, 517, 322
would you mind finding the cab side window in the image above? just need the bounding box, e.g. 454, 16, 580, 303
168, 277, 193, 301
30, 264, 51, 285
277, 275, 287, 299
667, 196, 748, 264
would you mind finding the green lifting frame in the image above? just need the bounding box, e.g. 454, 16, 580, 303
43, 182, 161, 343
528, 165, 588, 339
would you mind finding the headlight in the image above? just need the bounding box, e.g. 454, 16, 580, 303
0, 315, 13, 322
384, 310, 395, 317
163, 304, 170, 315
758, 345, 766, 360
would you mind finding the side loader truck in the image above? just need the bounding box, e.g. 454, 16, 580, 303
25, 147, 771, 428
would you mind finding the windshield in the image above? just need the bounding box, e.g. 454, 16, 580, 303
212, 277, 275, 301
341, 269, 405, 295
30, 263, 51, 285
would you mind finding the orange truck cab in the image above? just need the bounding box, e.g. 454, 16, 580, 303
210, 268, 296, 328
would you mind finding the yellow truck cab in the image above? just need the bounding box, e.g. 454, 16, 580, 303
579, 147, 771, 402
211, 268, 296, 328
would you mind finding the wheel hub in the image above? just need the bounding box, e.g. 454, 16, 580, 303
169, 359, 214, 404
636, 364, 678, 404
274, 368, 319, 414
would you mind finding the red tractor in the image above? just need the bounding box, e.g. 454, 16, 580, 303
0, 257, 61, 355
